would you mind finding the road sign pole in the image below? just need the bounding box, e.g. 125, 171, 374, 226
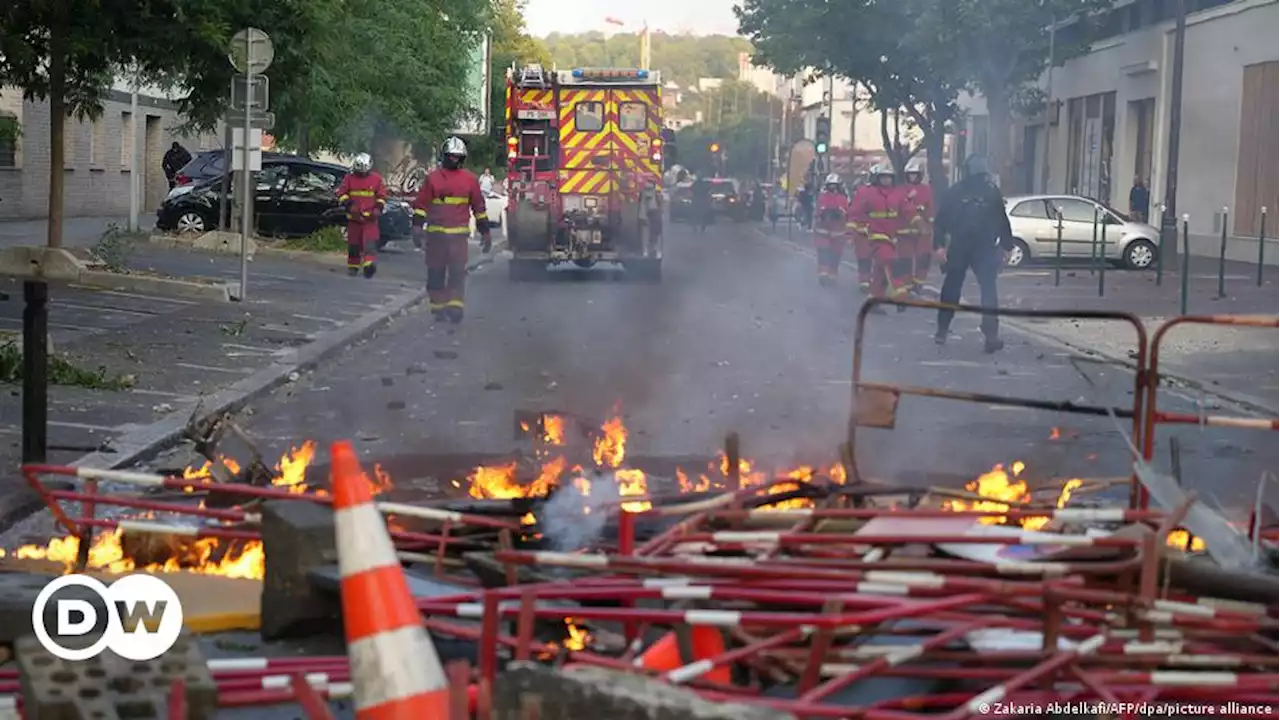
229, 28, 274, 302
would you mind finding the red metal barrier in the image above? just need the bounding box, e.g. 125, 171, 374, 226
1141, 314, 1279, 512
17, 463, 521, 577
848, 298, 1150, 508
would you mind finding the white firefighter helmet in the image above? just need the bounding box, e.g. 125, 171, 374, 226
441, 136, 468, 158
351, 153, 372, 174
870, 164, 894, 179
904, 159, 924, 177
824, 172, 841, 186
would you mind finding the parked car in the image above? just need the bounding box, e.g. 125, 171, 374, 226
172, 149, 289, 188
707, 178, 742, 219
156, 155, 414, 245
1004, 194, 1160, 270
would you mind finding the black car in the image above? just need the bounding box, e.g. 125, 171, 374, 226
172, 149, 289, 187
156, 156, 414, 244
707, 178, 742, 217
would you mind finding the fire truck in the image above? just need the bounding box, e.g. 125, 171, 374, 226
503, 64, 665, 282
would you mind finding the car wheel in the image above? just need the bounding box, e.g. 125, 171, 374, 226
1124, 239, 1158, 270
1006, 239, 1029, 267
176, 211, 208, 234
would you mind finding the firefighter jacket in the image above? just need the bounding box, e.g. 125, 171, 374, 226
337, 172, 387, 222
412, 168, 489, 236
815, 191, 849, 234
897, 183, 935, 240
849, 185, 902, 244
846, 185, 871, 237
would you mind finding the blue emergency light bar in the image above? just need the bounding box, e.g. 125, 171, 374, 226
571, 68, 650, 80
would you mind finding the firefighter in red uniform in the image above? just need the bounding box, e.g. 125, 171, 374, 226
901, 160, 935, 291
336, 153, 386, 278
849, 164, 911, 307
411, 136, 491, 324
847, 170, 874, 292
814, 173, 850, 286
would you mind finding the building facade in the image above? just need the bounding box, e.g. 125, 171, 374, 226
956, 0, 1278, 262
0, 79, 220, 220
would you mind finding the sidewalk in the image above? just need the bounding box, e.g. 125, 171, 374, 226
0, 240, 497, 494
756, 223, 1279, 413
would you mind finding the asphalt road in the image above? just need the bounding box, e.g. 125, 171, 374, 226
222, 219, 1275, 519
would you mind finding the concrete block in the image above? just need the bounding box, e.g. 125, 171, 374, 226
76, 270, 232, 303
0, 247, 87, 281
493, 663, 796, 720
259, 499, 342, 641
0, 573, 72, 644
16, 631, 217, 720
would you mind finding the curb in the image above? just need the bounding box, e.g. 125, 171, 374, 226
69, 285, 429, 472
754, 227, 1279, 415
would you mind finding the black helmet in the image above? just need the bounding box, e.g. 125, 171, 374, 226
962, 155, 990, 179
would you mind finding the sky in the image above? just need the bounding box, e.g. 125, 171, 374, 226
523, 0, 742, 37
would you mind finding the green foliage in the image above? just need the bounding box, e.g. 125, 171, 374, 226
541, 32, 750, 89
282, 225, 348, 253
672, 80, 780, 180
0, 341, 133, 390
90, 222, 147, 272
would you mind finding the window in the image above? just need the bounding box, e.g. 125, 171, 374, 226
120, 111, 134, 166
1048, 198, 1101, 224
90, 117, 107, 165
286, 167, 341, 194
0, 115, 17, 168
1011, 200, 1050, 219
618, 102, 647, 132
574, 102, 604, 131
256, 163, 290, 192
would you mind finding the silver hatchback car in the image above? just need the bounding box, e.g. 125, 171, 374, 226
1004, 194, 1161, 270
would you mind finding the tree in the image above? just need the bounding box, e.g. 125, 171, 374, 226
736, 0, 964, 190
907, 0, 1110, 184
673, 79, 779, 180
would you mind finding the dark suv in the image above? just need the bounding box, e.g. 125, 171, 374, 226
156, 155, 414, 242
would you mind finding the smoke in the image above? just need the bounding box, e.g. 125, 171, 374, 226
536, 468, 623, 552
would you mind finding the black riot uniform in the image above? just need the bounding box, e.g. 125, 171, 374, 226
932, 155, 1014, 354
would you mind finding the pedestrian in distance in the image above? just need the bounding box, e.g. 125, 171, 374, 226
162, 142, 192, 190
412, 136, 492, 325
691, 177, 712, 234
336, 153, 387, 279
1129, 176, 1150, 223
479, 167, 495, 195
932, 155, 1013, 354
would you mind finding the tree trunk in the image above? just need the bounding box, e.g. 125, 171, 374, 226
46, 17, 68, 249
923, 123, 947, 195
295, 121, 311, 157
984, 83, 1013, 189
879, 110, 899, 174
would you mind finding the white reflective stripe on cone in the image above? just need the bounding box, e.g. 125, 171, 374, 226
348, 625, 448, 711
335, 502, 401, 578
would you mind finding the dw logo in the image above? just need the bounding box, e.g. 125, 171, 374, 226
32, 574, 184, 661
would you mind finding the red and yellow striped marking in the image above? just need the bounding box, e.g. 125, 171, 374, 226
558, 86, 661, 196
331, 441, 449, 719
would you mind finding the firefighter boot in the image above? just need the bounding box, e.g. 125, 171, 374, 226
446, 306, 464, 324
347, 267, 360, 277
362, 261, 377, 279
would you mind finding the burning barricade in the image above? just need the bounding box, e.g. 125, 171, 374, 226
0, 412, 1276, 719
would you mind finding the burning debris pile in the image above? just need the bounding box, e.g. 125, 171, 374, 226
2, 411, 1276, 718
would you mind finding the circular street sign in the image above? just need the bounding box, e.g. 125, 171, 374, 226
229, 28, 274, 74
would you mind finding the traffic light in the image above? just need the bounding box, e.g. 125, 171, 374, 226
709, 142, 721, 154
815, 116, 831, 154
661, 128, 677, 169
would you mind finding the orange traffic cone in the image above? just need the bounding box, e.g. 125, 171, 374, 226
634, 627, 732, 684
332, 440, 449, 719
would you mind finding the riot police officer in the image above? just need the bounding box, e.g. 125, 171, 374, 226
932, 155, 1013, 354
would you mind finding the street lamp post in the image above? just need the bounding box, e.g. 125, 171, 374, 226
1160, 0, 1187, 261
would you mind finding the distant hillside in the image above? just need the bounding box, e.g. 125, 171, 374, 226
540, 32, 751, 88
